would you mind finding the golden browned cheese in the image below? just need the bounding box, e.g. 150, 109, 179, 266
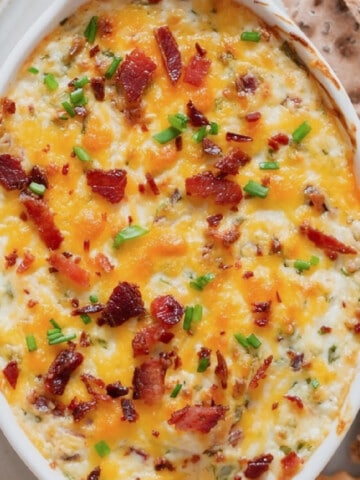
0, 1, 360, 479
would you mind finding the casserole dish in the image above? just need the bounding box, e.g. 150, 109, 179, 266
0, 1, 360, 479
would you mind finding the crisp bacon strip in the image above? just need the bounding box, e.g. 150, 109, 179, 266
249, 355, 273, 389
202, 138, 222, 156
150, 295, 184, 327
86, 169, 127, 204
48, 252, 90, 288
116, 48, 157, 103
2, 360, 19, 389
154, 26, 182, 84
87, 467, 101, 480
235, 73, 259, 95
100, 282, 145, 327
81, 373, 107, 398
0, 154, 27, 190
16, 252, 35, 274
132, 324, 173, 356
244, 454, 274, 479
215, 350, 228, 389
69, 398, 97, 422
44, 349, 84, 396
268, 132, 289, 151
121, 398, 139, 422
186, 171, 242, 205
184, 54, 211, 87
215, 148, 251, 175
168, 405, 227, 433
20, 191, 63, 250
281, 451, 303, 477
91, 77, 105, 101
187, 100, 209, 127
132, 358, 167, 404
300, 223, 357, 254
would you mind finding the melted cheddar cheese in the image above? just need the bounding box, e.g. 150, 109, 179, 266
0, 1, 360, 479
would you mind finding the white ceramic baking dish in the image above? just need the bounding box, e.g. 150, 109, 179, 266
0, 1, 360, 479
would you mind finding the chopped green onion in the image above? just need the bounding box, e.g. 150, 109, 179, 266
234, 333, 261, 350
192, 304, 203, 322
280, 445, 292, 455
183, 306, 194, 331
89, 294, 99, 303
292, 121, 311, 143
153, 126, 181, 144
244, 180, 269, 198
328, 345, 339, 364
197, 357, 210, 372
70, 88, 88, 107
192, 125, 207, 143
308, 377, 320, 389
259, 161, 279, 170
84, 16, 98, 43
28, 66, 39, 74
48, 333, 77, 345
43, 73, 59, 92
170, 383, 183, 398
310, 255, 320, 266
73, 146, 92, 162
189, 272, 215, 291
105, 56, 122, 79
50, 318, 61, 330
47, 328, 62, 337
246, 333, 262, 349
29, 182, 46, 196
94, 440, 111, 458
73, 76, 90, 88
81, 314, 92, 325
294, 259, 311, 272
26, 334, 37, 352
168, 113, 188, 132
234, 333, 249, 349
241, 31, 261, 42
62, 101, 76, 117
209, 121, 219, 135
113, 225, 149, 248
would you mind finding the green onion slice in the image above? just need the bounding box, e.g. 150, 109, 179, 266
241, 31, 261, 42
81, 314, 92, 325
209, 121, 219, 135
84, 16, 98, 43
105, 56, 122, 79
192, 304, 203, 322
192, 125, 207, 143
153, 126, 181, 144
259, 161, 279, 170
73, 146, 92, 162
244, 180, 269, 198
29, 182, 46, 196
73, 76, 90, 88
168, 113, 188, 132
197, 357, 210, 372
113, 225, 149, 248
26, 334, 37, 352
189, 272, 215, 291
292, 121, 311, 143
183, 306, 194, 331
246, 333, 262, 349
48, 333, 77, 345
170, 383, 183, 398
94, 440, 111, 458
50, 318, 61, 330
70, 88, 88, 107
89, 294, 99, 303
62, 101, 76, 117
43, 73, 59, 92
28, 66, 39, 74
294, 259, 311, 272
234, 333, 261, 350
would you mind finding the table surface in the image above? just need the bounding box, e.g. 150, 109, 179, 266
0, 1, 360, 479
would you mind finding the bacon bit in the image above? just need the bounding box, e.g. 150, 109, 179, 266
89, 45, 100, 57
202, 138, 222, 156
154, 458, 175, 471
244, 453, 274, 479
100, 282, 145, 327
281, 451, 303, 477
16, 252, 35, 273
72, 303, 104, 316
44, 349, 84, 396
235, 74, 259, 96
195, 42, 207, 57
154, 26, 182, 84
175, 135, 183, 151
94, 252, 114, 273
67, 35, 85, 60
28, 165, 49, 188
186, 100, 209, 127
132, 324, 168, 356
133, 358, 168, 404
284, 394, 304, 409
2, 360, 19, 389
48, 252, 90, 288
215, 350, 228, 389
319, 325, 332, 334
86, 169, 127, 204
245, 111, 261, 122
270, 237, 282, 255
168, 404, 226, 433
27, 299, 38, 308
243, 270, 254, 279
186, 171, 242, 205
116, 48, 157, 104
249, 355, 273, 389
0, 154, 27, 190
184, 54, 211, 87
145, 172, 160, 195
287, 351, 304, 371
5, 249, 18, 268
1, 97, 16, 115
304, 185, 327, 212
215, 148, 251, 175
121, 398, 139, 422
300, 222, 357, 255
106, 381, 129, 398
62, 163, 70, 175
268, 133, 289, 151
98, 16, 113, 37
212, 225, 240, 248
79, 331, 91, 347
90, 77, 105, 101
80, 373, 107, 399
87, 466, 101, 480
252, 301, 271, 313
226, 132, 253, 143
69, 398, 97, 422
20, 192, 63, 250
206, 214, 223, 228
150, 295, 184, 327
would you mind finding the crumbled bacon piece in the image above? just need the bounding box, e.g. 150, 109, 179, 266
2, 97, 16, 115
16, 251, 35, 273
0, 154, 27, 190
5, 249, 18, 268
28, 165, 48, 188
184, 54, 211, 87
145, 172, 160, 195
116, 48, 156, 104
44, 349, 84, 396
202, 138, 222, 156
67, 35, 85, 60
284, 394, 304, 409
249, 355, 273, 389
215, 148, 251, 175
168, 404, 226, 433
281, 451, 303, 476
268, 133, 289, 151
206, 213, 223, 227
69, 398, 97, 422
132, 358, 167, 404
91, 77, 105, 101
226, 132, 253, 143
81, 373, 107, 398
106, 381, 129, 398
304, 185, 327, 212
100, 282, 145, 327
98, 16, 113, 37
215, 350, 228, 389
132, 324, 172, 356
72, 303, 105, 316
244, 453, 274, 478
186, 171, 242, 205
300, 222, 357, 255
87, 466, 101, 480
211, 225, 240, 248
2, 360, 19, 389
235, 73, 259, 95
20, 191, 63, 250
94, 252, 114, 273
121, 398, 139, 422
48, 252, 90, 288
245, 111, 261, 122
186, 100, 209, 127
154, 457, 175, 471
150, 295, 184, 327
86, 169, 127, 204
154, 26, 182, 84
195, 42, 206, 57
287, 351, 304, 371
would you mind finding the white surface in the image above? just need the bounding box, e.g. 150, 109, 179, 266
0, 1, 359, 479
